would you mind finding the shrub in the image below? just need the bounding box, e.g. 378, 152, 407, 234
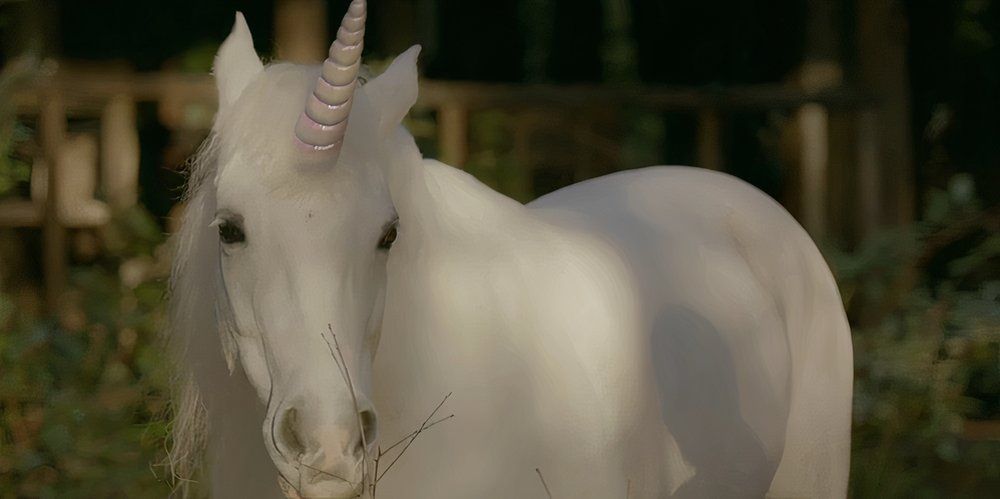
831, 176, 1000, 498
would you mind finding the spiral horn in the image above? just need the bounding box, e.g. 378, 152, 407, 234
294, 0, 366, 156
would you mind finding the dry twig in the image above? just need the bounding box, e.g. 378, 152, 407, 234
323, 325, 370, 494
323, 326, 455, 498
536, 468, 553, 499
375, 393, 453, 483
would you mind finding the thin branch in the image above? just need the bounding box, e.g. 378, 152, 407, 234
370, 408, 454, 498
371, 445, 382, 498
321, 326, 455, 498
276, 468, 303, 499
376, 392, 453, 483
536, 468, 553, 499
323, 325, 371, 495
378, 414, 455, 457
299, 461, 354, 484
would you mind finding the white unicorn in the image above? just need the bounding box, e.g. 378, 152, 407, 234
167, 2, 853, 498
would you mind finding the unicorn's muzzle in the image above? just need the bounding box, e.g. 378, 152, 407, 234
267, 398, 378, 498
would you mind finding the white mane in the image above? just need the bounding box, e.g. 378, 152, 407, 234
166, 129, 264, 495
164, 131, 218, 491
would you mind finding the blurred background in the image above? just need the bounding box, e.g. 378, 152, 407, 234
0, 0, 997, 497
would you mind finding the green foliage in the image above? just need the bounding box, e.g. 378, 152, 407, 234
830, 176, 1000, 498
0, 207, 172, 498
464, 110, 533, 203
0, 121, 31, 198
0, 59, 35, 199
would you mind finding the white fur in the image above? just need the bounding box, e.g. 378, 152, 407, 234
168, 15, 852, 499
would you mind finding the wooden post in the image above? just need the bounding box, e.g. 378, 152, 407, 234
275, 0, 329, 63
825, 109, 856, 244
858, 0, 914, 226
58, 134, 108, 227
696, 109, 723, 171
101, 94, 140, 209
39, 92, 66, 311
438, 104, 469, 168
374, 0, 418, 55
798, 103, 829, 237
791, 0, 843, 239
856, 109, 881, 239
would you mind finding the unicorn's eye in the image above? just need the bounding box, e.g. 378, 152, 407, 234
218, 220, 246, 245
377, 221, 398, 250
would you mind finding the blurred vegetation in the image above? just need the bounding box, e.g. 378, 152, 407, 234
830, 176, 1000, 497
0, 207, 172, 498
0, 59, 33, 199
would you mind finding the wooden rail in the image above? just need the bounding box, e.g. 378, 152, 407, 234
12, 69, 875, 183
6, 65, 878, 308
14, 70, 872, 111
419, 80, 871, 111
8, 65, 994, 442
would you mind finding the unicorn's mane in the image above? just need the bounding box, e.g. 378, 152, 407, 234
165, 97, 287, 497
164, 131, 223, 493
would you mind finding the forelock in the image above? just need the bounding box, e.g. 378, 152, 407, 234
213, 62, 382, 187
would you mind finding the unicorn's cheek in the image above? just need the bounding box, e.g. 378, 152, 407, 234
234, 334, 272, 401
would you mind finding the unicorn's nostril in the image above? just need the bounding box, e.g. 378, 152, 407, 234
360, 409, 378, 442
279, 407, 307, 457
355, 409, 378, 455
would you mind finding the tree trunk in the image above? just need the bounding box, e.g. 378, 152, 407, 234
857, 0, 915, 228
274, 0, 329, 63
793, 0, 844, 239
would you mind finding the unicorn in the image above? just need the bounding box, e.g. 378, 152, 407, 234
167, 2, 853, 497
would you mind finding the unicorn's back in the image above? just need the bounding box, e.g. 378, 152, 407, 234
529, 166, 853, 498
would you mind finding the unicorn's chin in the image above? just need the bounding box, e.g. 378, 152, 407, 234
277, 479, 302, 499
278, 476, 363, 499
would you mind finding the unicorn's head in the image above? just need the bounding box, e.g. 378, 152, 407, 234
172, 2, 421, 496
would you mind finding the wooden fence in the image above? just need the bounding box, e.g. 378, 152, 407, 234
4, 62, 997, 442
6, 63, 879, 309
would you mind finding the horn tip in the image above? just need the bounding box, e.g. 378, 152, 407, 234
348, 0, 366, 16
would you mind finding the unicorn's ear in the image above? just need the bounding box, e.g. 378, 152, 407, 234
363, 45, 421, 136
214, 12, 263, 110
